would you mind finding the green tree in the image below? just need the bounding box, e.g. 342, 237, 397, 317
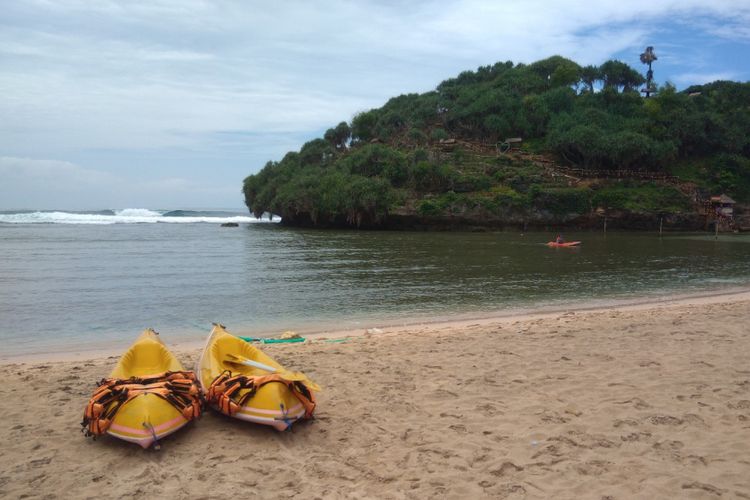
299, 139, 335, 167
579, 65, 601, 93
528, 56, 581, 88
351, 110, 379, 142
325, 121, 351, 150
243, 54, 750, 226
599, 60, 645, 92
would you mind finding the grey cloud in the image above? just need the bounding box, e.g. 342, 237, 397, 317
1, 0, 749, 209
0, 156, 240, 209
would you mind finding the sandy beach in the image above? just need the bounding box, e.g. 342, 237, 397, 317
1, 292, 749, 499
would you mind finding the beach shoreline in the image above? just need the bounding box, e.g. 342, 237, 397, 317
5, 285, 750, 365
1, 289, 749, 497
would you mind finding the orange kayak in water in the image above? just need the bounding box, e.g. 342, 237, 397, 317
546, 241, 581, 247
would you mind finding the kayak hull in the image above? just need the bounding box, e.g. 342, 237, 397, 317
547, 241, 581, 247
196, 324, 311, 431
105, 330, 190, 448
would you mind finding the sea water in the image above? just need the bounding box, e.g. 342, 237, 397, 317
2, 208, 750, 357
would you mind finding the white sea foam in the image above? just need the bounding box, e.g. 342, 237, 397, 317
113, 208, 162, 217
0, 209, 280, 225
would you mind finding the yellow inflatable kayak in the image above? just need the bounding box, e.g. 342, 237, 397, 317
196, 324, 319, 431
82, 329, 202, 448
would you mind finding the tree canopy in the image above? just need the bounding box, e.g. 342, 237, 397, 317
244, 55, 750, 228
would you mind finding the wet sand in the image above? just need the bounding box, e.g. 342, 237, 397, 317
1, 293, 749, 499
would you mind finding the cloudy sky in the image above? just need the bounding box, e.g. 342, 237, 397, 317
2, 0, 749, 210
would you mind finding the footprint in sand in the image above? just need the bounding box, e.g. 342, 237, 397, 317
431, 389, 459, 399
28, 457, 52, 468
540, 411, 569, 424
652, 439, 684, 458
613, 418, 639, 428
574, 460, 612, 476
648, 415, 683, 425
638, 360, 661, 368
613, 397, 651, 409
682, 482, 726, 496
728, 400, 750, 410
489, 461, 524, 477
476, 403, 499, 417
620, 431, 652, 442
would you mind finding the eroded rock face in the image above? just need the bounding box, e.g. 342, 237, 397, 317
278, 209, 707, 232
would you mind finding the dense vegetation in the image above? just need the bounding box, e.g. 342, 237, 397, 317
243, 56, 750, 228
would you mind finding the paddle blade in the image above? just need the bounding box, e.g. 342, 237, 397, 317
224, 354, 321, 391
225, 353, 278, 372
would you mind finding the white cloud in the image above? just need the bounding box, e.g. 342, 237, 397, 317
0, 157, 118, 209
0, 156, 116, 185
1, 1, 749, 208
671, 71, 738, 85
0, 156, 240, 209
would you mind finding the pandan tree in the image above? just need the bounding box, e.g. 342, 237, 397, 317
579, 65, 601, 93
599, 60, 646, 93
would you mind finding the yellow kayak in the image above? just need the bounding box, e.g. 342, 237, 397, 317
196, 324, 318, 431
82, 329, 201, 448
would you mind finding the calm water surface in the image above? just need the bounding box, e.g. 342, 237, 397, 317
2, 223, 750, 356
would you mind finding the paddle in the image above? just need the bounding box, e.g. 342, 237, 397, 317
239, 336, 305, 344
225, 353, 277, 372
224, 353, 321, 391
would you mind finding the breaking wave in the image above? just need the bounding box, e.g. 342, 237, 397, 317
0, 209, 280, 225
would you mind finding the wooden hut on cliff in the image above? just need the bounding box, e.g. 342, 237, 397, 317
705, 193, 736, 231
707, 194, 736, 217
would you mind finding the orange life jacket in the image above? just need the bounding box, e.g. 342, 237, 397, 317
81, 370, 203, 437
207, 371, 316, 419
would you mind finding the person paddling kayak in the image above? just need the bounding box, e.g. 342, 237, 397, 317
547, 236, 581, 247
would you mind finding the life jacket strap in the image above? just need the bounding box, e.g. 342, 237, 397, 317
81, 370, 203, 438
207, 371, 316, 419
